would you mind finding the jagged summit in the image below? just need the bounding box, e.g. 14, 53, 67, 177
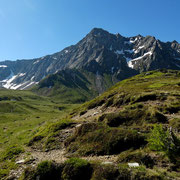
0, 28, 180, 90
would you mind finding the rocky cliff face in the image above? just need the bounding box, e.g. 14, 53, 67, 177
0, 28, 180, 90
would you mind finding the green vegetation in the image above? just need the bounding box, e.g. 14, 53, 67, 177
2, 69, 180, 179
21, 158, 92, 180
1, 145, 24, 161
22, 159, 180, 180
148, 124, 172, 152
62, 158, 92, 180
65, 123, 146, 155
98, 105, 167, 127
148, 124, 180, 166
22, 160, 62, 180
76, 69, 180, 115
0, 89, 79, 179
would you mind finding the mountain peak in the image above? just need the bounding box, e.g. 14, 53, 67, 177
0, 28, 180, 90
88, 28, 111, 37
90, 27, 108, 33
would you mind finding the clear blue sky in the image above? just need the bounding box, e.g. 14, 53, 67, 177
0, 0, 179, 61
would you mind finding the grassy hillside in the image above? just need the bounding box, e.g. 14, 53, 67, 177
1, 69, 180, 179
24, 69, 180, 180
0, 89, 78, 179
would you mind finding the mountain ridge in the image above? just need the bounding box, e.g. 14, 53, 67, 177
0, 28, 180, 91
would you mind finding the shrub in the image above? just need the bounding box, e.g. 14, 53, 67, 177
35, 161, 61, 180
147, 124, 171, 152
22, 161, 63, 180
147, 124, 180, 163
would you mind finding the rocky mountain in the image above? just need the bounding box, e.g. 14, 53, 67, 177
0, 28, 180, 91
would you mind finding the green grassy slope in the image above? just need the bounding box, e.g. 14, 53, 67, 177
0, 89, 78, 179
28, 69, 180, 179
2, 69, 180, 179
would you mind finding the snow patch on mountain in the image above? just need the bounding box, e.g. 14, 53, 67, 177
0, 65, 7, 68
134, 46, 145, 53
130, 37, 138, 44
131, 51, 153, 61
124, 49, 134, 53
124, 57, 132, 62
19, 73, 26, 77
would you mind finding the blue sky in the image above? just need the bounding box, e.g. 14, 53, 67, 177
0, 0, 179, 61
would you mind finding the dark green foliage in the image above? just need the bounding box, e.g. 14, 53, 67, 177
35, 161, 61, 180
62, 158, 92, 180
22, 161, 62, 180
163, 104, 180, 114
147, 124, 180, 165
148, 124, 172, 152
65, 123, 146, 155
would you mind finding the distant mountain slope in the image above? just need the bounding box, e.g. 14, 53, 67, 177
32, 69, 135, 103
0, 28, 180, 91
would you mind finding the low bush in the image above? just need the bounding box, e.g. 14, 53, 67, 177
147, 124, 180, 164
22, 161, 62, 180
